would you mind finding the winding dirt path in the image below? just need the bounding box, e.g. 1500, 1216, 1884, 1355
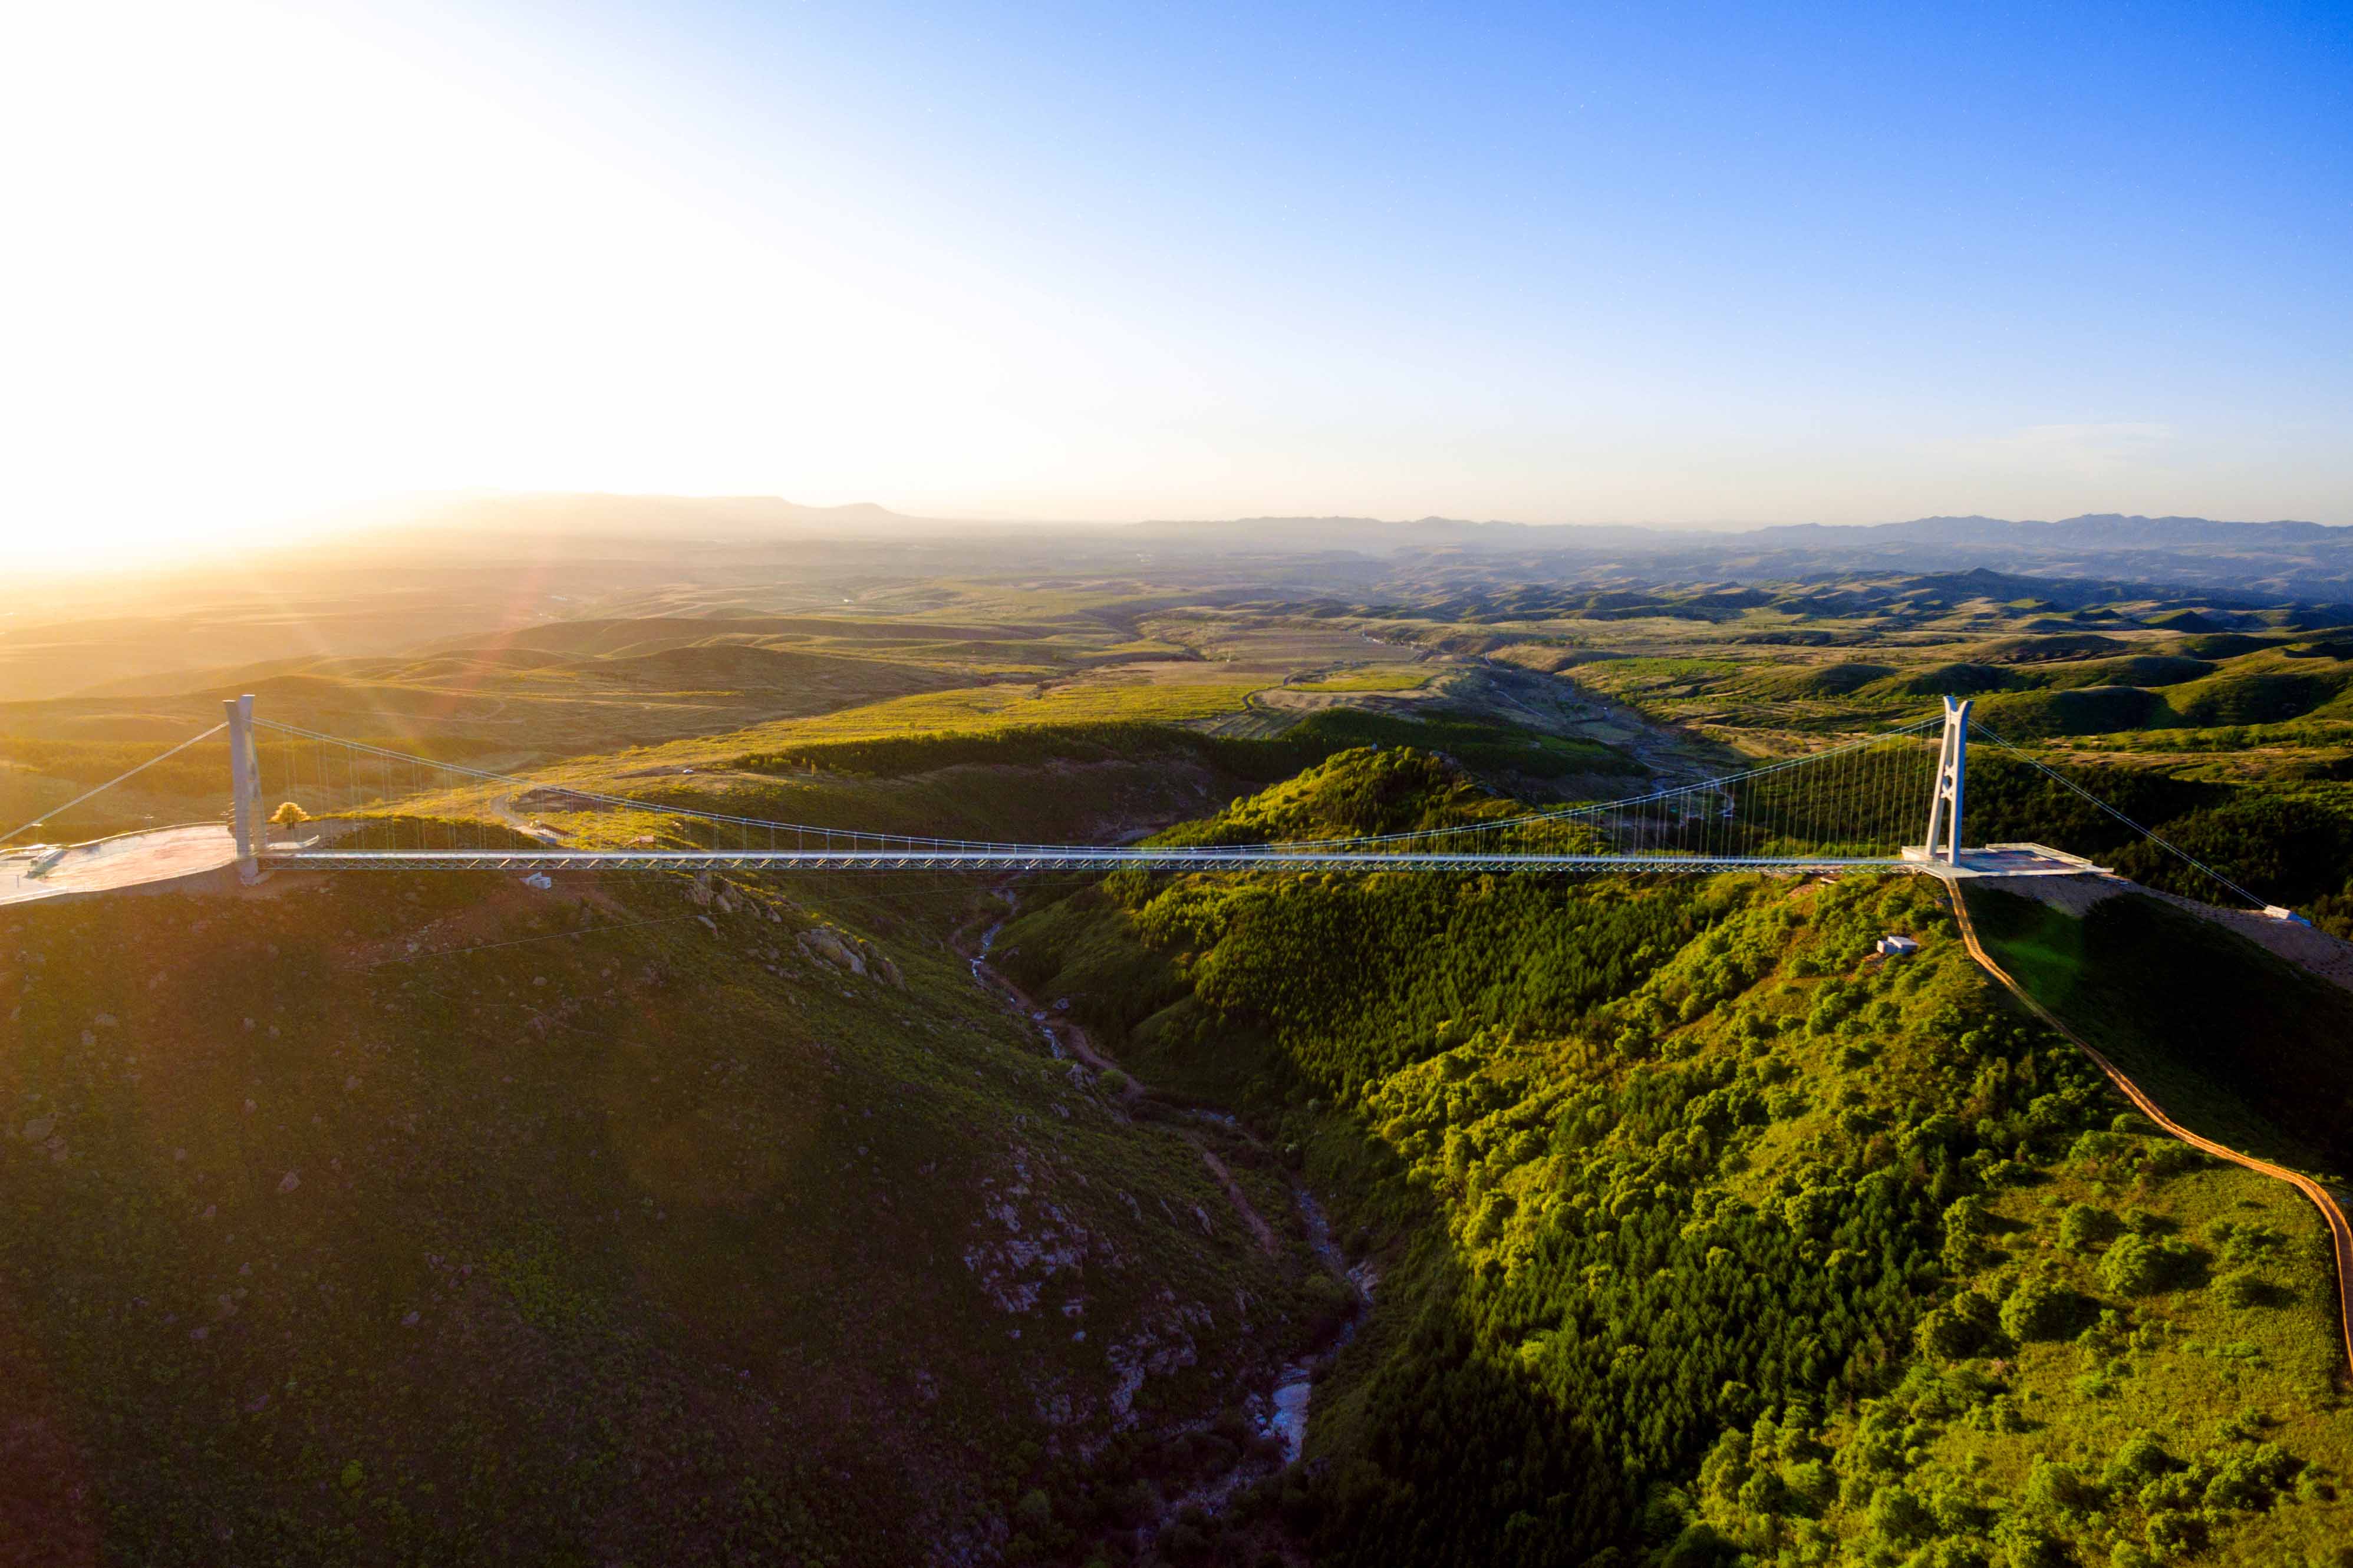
1945, 882, 2353, 1379
1192, 1144, 1278, 1256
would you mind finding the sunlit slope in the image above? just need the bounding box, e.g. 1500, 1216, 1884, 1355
0, 616, 1254, 841
0, 870, 1319, 1563
1963, 886, 2353, 1182
994, 747, 2353, 1566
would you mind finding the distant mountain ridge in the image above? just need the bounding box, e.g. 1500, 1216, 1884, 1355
365, 492, 2346, 550
340, 494, 2353, 600
1142, 511, 2341, 544
1761, 513, 2344, 547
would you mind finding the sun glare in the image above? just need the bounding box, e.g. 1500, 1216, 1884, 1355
2, 2, 1071, 567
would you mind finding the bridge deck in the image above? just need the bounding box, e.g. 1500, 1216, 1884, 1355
0, 830, 2105, 907
270, 847, 1916, 873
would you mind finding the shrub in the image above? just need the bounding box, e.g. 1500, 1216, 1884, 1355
1995, 1519, 2068, 1568
1785, 1459, 1834, 1504
2217, 1407, 2269, 1442
2136, 1470, 2202, 1512
2025, 1460, 2094, 1513
1734, 1468, 1788, 1517
1917, 1290, 2003, 1359
2002, 1279, 2090, 1342
2070, 1130, 2131, 1168
2100, 1232, 2199, 1295
1942, 1195, 1995, 1272
2105, 1430, 2172, 1487
271, 800, 309, 827
1659, 1521, 1739, 1568
2058, 1201, 2114, 1252
2220, 1222, 2289, 1266
2203, 1442, 2299, 1511
1867, 1484, 1935, 1544
2143, 1507, 2203, 1554
2214, 1267, 2269, 1308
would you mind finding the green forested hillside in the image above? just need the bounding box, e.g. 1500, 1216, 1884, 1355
1000, 748, 2353, 1566
0, 869, 1325, 1565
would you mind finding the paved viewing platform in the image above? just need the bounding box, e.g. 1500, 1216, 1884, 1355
1901, 842, 2109, 879
0, 824, 239, 907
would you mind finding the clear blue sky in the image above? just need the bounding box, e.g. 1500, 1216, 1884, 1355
9, 1, 2350, 557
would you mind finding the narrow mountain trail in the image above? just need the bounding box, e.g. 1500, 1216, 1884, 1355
1191, 1144, 1278, 1256
1945, 882, 2353, 1379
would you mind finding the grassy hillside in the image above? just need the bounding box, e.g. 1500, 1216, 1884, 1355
1962, 887, 2353, 1182
997, 749, 2353, 1566
0, 867, 1330, 1565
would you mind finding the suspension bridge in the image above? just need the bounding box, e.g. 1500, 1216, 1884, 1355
11, 691, 2345, 1374
8, 691, 2271, 906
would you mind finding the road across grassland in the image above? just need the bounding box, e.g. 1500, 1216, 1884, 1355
1944, 883, 2353, 1380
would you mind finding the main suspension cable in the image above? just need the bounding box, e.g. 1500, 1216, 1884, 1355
1, 722, 229, 845
1974, 723, 2267, 909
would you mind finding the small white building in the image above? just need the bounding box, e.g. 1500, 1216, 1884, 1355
1876, 934, 1920, 958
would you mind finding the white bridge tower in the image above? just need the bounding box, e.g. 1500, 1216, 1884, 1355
1917, 695, 1969, 866
223, 693, 265, 882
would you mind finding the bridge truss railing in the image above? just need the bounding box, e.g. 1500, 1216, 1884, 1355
240, 709, 1950, 872
5, 694, 2288, 909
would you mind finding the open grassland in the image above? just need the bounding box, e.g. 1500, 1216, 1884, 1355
2, 593, 1591, 841
212, 617, 1652, 864
1359, 578, 2353, 933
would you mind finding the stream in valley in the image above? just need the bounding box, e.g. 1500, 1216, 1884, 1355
968, 903, 1062, 1059
1266, 1186, 1377, 1462
963, 884, 1373, 1469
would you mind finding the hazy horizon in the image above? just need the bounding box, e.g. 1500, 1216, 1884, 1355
8, 1, 2348, 566
23, 487, 2353, 585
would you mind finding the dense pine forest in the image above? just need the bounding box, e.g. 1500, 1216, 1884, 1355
999, 747, 2353, 1567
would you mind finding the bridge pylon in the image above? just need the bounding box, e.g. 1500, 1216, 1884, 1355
1916, 695, 1969, 867
223, 693, 264, 883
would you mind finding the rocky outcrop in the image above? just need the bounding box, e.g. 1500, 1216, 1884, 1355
793, 923, 905, 988
796, 926, 865, 976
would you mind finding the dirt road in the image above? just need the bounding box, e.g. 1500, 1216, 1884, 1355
1945, 883, 2353, 1379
